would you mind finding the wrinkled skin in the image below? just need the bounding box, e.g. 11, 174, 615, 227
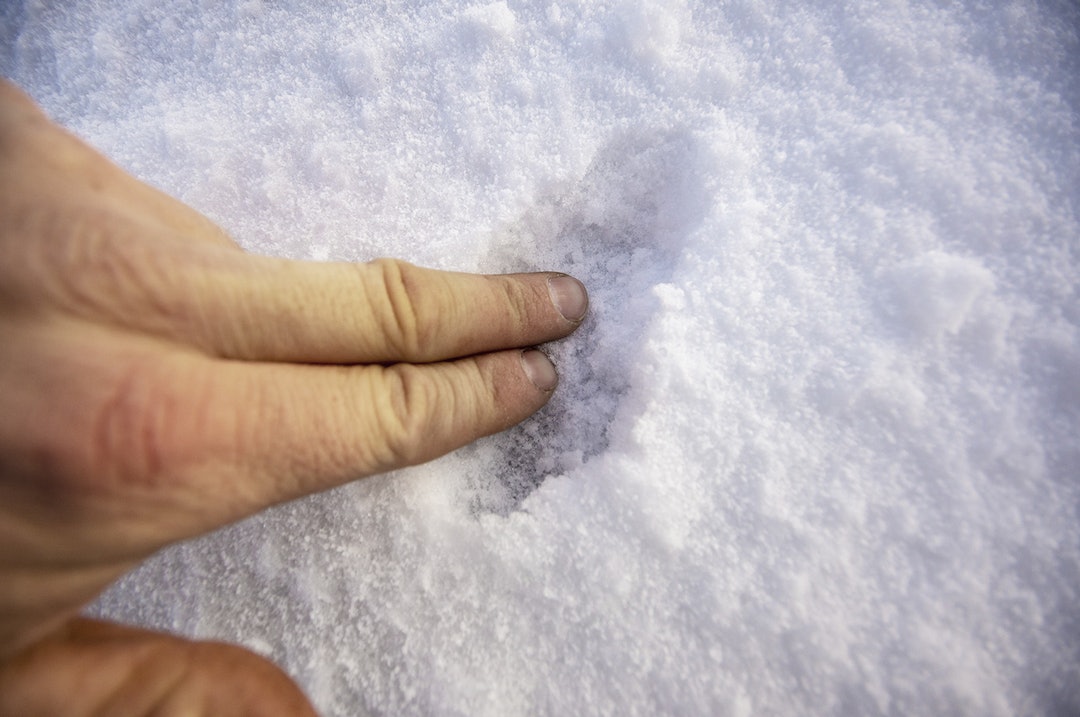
0, 79, 587, 715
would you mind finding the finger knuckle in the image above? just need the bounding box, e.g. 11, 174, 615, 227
494, 276, 534, 333
84, 355, 203, 491
35, 206, 194, 329
369, 364, 441, 469
367, 258, 434, 360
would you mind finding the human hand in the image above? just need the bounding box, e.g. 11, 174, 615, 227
0, 79, 587, 715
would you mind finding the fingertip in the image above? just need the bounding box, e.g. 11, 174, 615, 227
547, 274, 589, 323
520, 349, 558, 392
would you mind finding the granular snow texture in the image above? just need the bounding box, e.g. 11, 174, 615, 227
3, 1, 1079, 715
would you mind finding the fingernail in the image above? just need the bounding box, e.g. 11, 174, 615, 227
521, 349, 558, 391
548, 274, 589, 323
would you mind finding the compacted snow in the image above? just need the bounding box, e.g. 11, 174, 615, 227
3, 1, 1079, 714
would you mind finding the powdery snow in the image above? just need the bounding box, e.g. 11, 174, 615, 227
3, 0, 1078, 714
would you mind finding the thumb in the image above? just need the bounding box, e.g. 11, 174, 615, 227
0, 618, 319, 717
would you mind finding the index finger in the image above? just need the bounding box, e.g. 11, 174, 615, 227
65, 254, 589, 364
210, 258, 591, 364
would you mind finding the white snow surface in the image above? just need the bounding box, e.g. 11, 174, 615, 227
4, 1, 1080, 714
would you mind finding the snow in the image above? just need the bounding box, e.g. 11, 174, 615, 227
3, 0, 1079, 714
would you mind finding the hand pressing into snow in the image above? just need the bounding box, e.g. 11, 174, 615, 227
0, 79, 587, 715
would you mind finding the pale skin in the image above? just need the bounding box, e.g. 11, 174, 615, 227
0, 79, 587, 715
